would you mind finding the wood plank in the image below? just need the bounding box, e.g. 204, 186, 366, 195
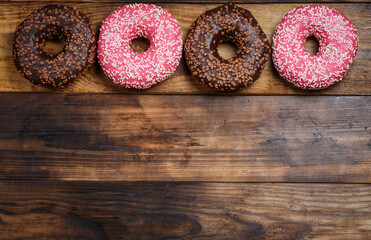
0, 181, 370, 239
0, 94, 369, 182
0, 3, 370, 95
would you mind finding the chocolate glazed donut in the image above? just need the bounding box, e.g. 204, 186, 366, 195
13, 5, 96, 88
184, 4, 270, 91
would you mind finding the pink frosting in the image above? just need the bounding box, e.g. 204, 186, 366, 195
272, 5, 358, 90
98, 4, 182, 89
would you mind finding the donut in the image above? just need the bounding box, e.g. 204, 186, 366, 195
13, 5, 96, 88
272, 5, 358, 90
98, 4, 182, 89
184, 4, 270, 92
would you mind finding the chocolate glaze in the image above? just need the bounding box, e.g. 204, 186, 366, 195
184, 4, 270, 91
13, 5, 96, 88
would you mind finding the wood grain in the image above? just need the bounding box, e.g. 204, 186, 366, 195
0, 3, 370, 95
0, 94, 369, 182
0, 181, 370, 239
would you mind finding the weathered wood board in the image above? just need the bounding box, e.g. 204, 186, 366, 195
0, 94, 369, 182
0, 181, 370, 239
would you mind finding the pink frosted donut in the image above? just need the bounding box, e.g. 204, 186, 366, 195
272, 5, 358, 90
98, 4, 182, 89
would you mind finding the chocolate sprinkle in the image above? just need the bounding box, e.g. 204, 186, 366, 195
13, 5, 97, 88
184, 4, 270, 92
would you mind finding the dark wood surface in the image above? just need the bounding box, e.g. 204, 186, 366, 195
0, 0, 370, 239
0, 181, 370, 239
0, 3, 370, 95
0, 94, 370, 182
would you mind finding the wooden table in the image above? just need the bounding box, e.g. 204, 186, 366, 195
0, 0, 370, 239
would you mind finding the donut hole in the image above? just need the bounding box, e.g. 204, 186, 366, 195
217, 41, 237, 60
305, 36, 320, 56
44, 36, 66, 56
130, 37, 151, 53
